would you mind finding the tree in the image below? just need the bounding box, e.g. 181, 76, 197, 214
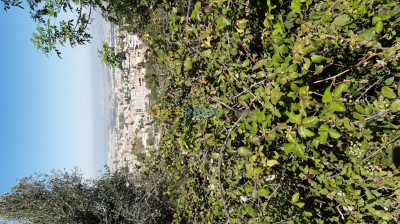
0, 0, 160, 58
98, 42, 122, 69
0, 168, 174, 223
1, 0, 103, 57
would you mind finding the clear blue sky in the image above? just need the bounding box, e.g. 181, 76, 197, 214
0, 6, 108, 194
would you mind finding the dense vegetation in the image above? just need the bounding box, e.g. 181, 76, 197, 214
138, 0, 400, 223
2, 0, 400, 223
0, 169, 174, 223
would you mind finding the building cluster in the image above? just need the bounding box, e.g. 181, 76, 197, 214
106, 25, 159, 173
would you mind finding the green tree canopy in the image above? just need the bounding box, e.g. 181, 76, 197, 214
1, 0, 103, 57
98, 42, 122, 69
0, 168, 174, 223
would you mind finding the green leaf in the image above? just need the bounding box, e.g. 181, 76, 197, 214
284, 143, 294, 154
390, 99, 400, 112
238, 147, 253, 156
304, 211, 313, 217
252, 61, 264, 70
291, 193, 299, 204
184, 57, 192, 70
202, 49, 212, 57
302, 116, 319, 127
322, 87, 332, 103
272, 53, 285, 63
190, 2, 201, 21
353, 112, 364, 120
288, 111, 302, 124
249, 209, 258, 218
381, 86, 397, 99
303, 58, 311, 70
329, 101, 346, 112
294, 143, 306, 160
318, 124, 329, 133
291, 0, 301, 14
267, 160, 279, 167
329, 128, 341, 139
320, 188, 328, 195
354, 105, 366, 114
277, 45, 288, 54
317, 124, 329, 144
246, 122, 257, 136
311, 55, 326, 63
309, 168, 319, 175
315, 65, 324, 74
317, 132, 328, 144
216, 16, 231, 30
332, 14, 350, 27
252, 110, 265, 123
212, 153, 219, 159
358, 5, 366, 14
221, 17, 230, 26
362, 27, 376, 42
298, 126, 315, 137
372, 16, 382, 24
258, 188, 270, 197
239, 94, 253, 100
236, 18, 247, 30
385, 77, 394, 86
271, 87, 282, 105
333, 84, 349, 99
288, 64, 298, 73
375, 21, 383, 34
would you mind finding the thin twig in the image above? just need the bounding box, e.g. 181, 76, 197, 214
275, 214, 298, 223
311, 91, 350, 104
217, 98, 256, 224
209, 97, 239, 113
362, 132, 400, 162
313, 0, 338, 28
192, 82, 240, 113
218, 60, 256, 98
313, 51, 377, 84
186, 0, 191, 26
356, 75, 385, 101
267, 186, 280, 202
336, 205, 345, 220
313, 68, 350, 84
238, 37, 254, 62
352, 109, 391, 126
233, 79, 268, 99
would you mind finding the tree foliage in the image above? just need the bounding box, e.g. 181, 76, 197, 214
98, 42, 121, 69
0, 0, 152, 59
0, 168, 174, 223
1, 0, 102, 57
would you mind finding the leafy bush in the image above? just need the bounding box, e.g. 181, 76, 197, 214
136, 0, 400, 223
0, 168, 175, 224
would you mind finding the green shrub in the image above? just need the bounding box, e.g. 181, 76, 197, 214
0, 168, 175, 224
139, 0, 400, 223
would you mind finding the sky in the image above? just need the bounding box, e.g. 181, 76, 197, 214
0, 6, 109, 194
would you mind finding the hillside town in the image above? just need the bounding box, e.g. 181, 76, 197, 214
104, 22, 159, 173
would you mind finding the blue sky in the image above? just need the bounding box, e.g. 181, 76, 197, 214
0, 6, 108, 194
